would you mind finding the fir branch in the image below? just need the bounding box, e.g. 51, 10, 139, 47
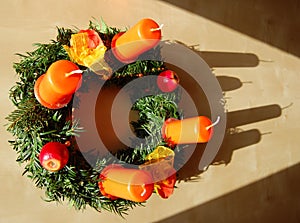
56, 27, 76, 46
89, 17, 121, 36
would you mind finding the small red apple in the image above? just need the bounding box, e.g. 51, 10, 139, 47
39, 142, 69, 172
78, 29, 103, 49
157, 70, 179, 92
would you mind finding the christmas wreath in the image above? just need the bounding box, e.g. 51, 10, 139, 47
6, 18, 219, 216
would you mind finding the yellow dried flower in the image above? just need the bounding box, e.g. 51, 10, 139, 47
64, 32, 107, 67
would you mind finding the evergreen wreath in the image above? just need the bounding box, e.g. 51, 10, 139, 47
6, 19, 183, 216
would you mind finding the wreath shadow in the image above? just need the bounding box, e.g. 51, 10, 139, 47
73, 42, 282, 182
173, 46, 282, 181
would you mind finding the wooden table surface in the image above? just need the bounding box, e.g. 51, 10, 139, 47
1, 1, 299, 222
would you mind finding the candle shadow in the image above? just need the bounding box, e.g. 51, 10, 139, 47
212, 129, 262, 165
226, 104, 282, 129
170, 40, 260, 68
216, 76, 243, 92
199, 51, 259, 68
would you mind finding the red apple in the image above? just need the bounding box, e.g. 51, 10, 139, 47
79, 29, 103, 49
39, 142, 69, 172
157, 70, 179, 92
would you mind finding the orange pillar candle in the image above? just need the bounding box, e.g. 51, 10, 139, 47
162, 116, 220, 145
99, 165, 154, 202
34, 60, 82, 109
111, 18, 162, 63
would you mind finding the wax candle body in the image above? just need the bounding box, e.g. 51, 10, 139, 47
111, 18, 162, 62
162, 116, 213, 144
34, 60, 82, 109
99, 165, 154, 202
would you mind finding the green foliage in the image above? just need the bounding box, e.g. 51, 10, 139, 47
89, 17, 121, 37
6, 20, 180, 216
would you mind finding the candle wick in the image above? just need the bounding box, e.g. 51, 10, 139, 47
65, 69, 83, 77
150, 24, 164, 32
206, 116, 220, 130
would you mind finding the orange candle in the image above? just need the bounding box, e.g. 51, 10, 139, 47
34, 60, 82, 109
162, 116, 220, 144
111, 18, 162, 63
99, 165, 154, 202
